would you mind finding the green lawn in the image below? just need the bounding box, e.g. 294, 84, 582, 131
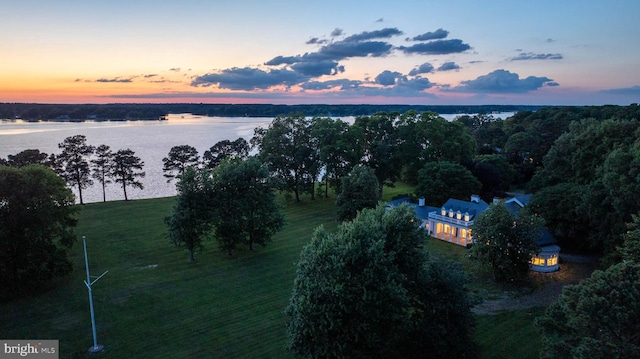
0, 188, 546, 358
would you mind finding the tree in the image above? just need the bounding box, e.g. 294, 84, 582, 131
286, 204, 477, 359
415, 161, 481, 207
311, 117, 361, 197
112, 149, 145, 201
202, 138, 249, 169
91, 144, 114, 202
0, 165, 78, 299
162, 145, 199, 182
165, 166, 213, 262
7, 149, 50, 167
336, 165, 379, 222
468, 202, 543, 281
56, 135, 95, 205
252, 114, 315, 202
353, 112, 400, 197
471, 154, 515, 194
210, 157, 284, 254
535, 261, 640, 358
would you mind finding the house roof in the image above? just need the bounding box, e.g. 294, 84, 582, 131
441, 198, 490, 220
385, 197, 438, 220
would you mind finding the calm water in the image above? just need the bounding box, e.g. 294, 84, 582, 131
0, 114, 275, 203
0, 112, 512, 203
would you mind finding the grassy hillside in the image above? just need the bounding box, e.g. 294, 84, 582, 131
1, 186, 545, 358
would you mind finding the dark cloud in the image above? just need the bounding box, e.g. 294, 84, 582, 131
375, 18, 384, 23
306, 37, 323, 45
144, 74, 158, 78
192, 67, 307, 90
264, 55, 299, 66
396, 76, 434, 91
96, 78, 132, 83
169, 68, 181, 72
450, 69, 557, 93
291, 60, 343, 77
330, 28, 344, 37
342, 28, 403, 42
408, 62, 434, 76
411, 28, 449, 41
600, 85, 640, 95
375, 70, 404, 86
546, 38, 555, 43
510, 52, 563, 61
300, 79, 363, 91
319, 40, 393, 59
400, 39, 471, 55
437, 62, 460, 71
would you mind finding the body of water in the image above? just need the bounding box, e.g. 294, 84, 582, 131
0, 112, 513, 203
0, 114, 275, 203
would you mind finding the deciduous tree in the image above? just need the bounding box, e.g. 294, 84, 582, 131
336, 165, 379, 222
535, 260, 640, 358
202, 138, 249, 169
210, 157, 284, 254
469, 202, 543, 281
286, 204, 477, 358
165, 166, 213, 262
252, 114, 314, 202
0, 165, 78, 299
415, 161, 481, 207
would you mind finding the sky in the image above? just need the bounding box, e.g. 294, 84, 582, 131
1, 0, 639, 105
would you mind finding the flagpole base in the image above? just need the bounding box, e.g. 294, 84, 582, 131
88, 344, 104, 354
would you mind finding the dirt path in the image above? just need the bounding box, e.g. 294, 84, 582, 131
472, 259, 598, 315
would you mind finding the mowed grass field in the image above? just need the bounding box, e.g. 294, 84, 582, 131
1, 185, 544, 358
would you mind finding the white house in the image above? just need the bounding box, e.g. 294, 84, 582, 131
387, 194, 560, 272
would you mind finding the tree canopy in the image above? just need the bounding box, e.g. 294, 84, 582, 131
335, 165, 379, 222
55, 134, 95, 205
210, 157, 284, 254
165, 166, 214, 262
0, 165, 78, 299
415, 161, 481, 207
286, 204, 477, 358
162, 145, 199, 182
468, 202, 543, 281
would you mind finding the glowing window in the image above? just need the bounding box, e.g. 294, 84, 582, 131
464, 212, 470, 221
531, 257, 545, 266
441, 208, 446, 216
456, 211, 462, 220
547, 256, 558, 266
449, 210, 454, 217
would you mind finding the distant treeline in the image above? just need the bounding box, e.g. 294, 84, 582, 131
0, 103, 546, 121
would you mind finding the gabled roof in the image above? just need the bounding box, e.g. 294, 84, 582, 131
441, 198, 490, 220
385, 197, 438, 220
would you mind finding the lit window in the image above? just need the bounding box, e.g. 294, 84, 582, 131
449, 210, 454, 217
441, 208, 446, 216
531, 257, 545, 266
456, 211, 462, 220
464, 212, 470, 221
547, 256, 558, 266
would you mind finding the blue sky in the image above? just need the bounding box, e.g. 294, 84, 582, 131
1, 0, 639, 105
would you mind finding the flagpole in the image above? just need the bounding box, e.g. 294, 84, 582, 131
83, 235, 108, 354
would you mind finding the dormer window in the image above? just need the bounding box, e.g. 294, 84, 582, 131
464, 212, 470, 221
441, 208, 446, 216
456, 210, 462, 220
449, 209, 454, 217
